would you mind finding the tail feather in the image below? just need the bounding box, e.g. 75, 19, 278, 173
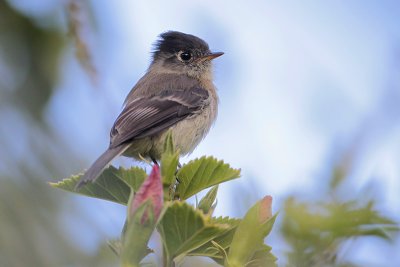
75, 144, 129, 189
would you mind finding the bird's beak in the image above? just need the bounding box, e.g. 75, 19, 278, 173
198, 52, 224, 62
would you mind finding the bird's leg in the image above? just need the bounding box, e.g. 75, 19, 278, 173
151, 156, 159, 165
138, 153, 153, 165
172, 161, 182, 200
175, 161, 181, 183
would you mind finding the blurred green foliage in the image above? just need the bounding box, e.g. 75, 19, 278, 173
282, 198, 398, 267
0, 0, 62, 119
0, 1, 117, 266
281, 155, 399, 267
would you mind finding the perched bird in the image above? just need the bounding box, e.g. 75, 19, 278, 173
76, 31, 223, 188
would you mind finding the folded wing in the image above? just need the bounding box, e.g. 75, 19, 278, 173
109, 87, 209, 148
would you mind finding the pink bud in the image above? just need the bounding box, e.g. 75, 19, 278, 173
129, 165, 163, 223
259, 195, 273, 223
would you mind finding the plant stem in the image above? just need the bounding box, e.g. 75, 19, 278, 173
162, 246, 175, 267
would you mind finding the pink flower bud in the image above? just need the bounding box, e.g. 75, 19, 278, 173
129, 165, 163, 223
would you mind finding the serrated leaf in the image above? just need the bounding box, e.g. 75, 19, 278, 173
198, 185, 218, 214
157, 201, 230, 263
49, 165, 147, 205
211, 216, 241, 227
176, 156, 241, 199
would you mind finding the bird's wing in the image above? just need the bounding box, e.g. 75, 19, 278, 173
109, 87, 209, 148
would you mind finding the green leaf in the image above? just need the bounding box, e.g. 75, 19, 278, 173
161, 131, 180, 186
117, 166, 148, 192
188, 216, 240, 260
211, 216, 241, 227
176, 156, 241, 199
190, 217, 277, 267
198, 185, 218, 214
163, 129, 175, 155
49, 165, 147, 205
109, 238, 153, 260
157, 201, 230, 264
205, 216, 241, 251
227, 196, 277, 267
247, 245, 277, 267
210, 240, 228, 263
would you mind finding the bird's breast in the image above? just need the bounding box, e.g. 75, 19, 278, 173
151, 95, 217, 158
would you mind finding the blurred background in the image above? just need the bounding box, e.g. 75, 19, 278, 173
1, 0, 399, 266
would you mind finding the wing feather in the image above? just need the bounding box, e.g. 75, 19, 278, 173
109, 87, 209, 148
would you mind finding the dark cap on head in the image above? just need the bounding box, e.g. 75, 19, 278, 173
153, 31, 210, 59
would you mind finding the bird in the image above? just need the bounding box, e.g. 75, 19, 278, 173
76, 31, 223, 189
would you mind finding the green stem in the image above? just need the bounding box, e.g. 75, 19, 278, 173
163, 184, 171, 201
162, 245, 175, 267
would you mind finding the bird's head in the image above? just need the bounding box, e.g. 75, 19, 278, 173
151, 31, 223, 79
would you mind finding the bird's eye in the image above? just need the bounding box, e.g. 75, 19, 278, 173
179, 51, 192, 61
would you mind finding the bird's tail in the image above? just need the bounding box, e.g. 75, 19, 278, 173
75, 144, 130, 190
